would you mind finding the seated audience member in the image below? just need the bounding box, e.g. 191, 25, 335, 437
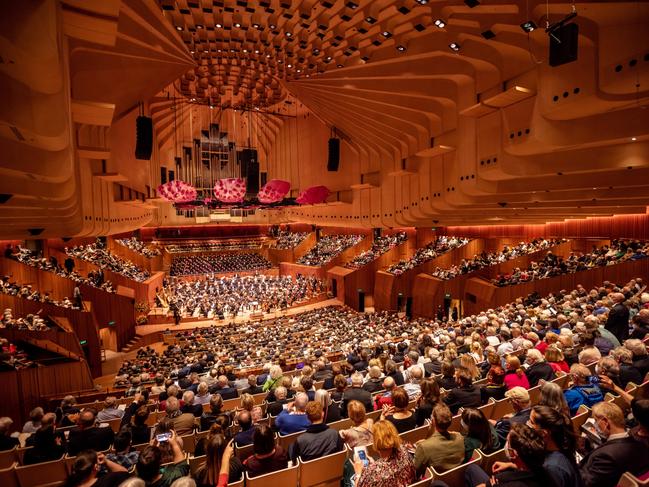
461, 408, 500, 462
152, 419, 185, 464
481, 366, 507, 403
97, 397, 124, 423
578, 334, 603, 364
194, 382, 212, 406
610, 346, 643, 387
465, 424, 554, 487
414, 403, 464, 476
65, 450, 129, 487
353, 420, 416, 487
385, 359, 405, 386
23, 407, 44, 434
374, 376, 396, 410
381, 388, 416, 434
194, 433, 243, 486
0, 417, 18, 451
331, 374, 348, 402
527, 405, 581, 487
239, 393, 263, 424
67, 409, 115, 456
538, 381, 571, 417
363, 366, 384, 393
211, 376, 238, 400
494, 387, 532, 445
438, 361, 457, 390
444, 366, 482, 414
56, 395, 80, 427
106, 429, 139, 470
266, 386, 289, 417
504, 355, 530, 390
233, 410, 255, 447
200, 396, 229, 434
314, 388, 341, 424
165, 397, 196, 436
341, 373, 373, 416
137, 438, 189, 487
525, 349, 556, 387
403, 366, 423, 399
563, 364, 604, 416
625, 338, 649, 378
340, 400, 374, 448
275, 392, 311, 435
424, 348, 442, 376
126, 406, 151, 445
579, 402, 649, 487
243, 424, 289, 478
545, 346, 570, 374
415, 377, 440, 427
290, 401, 343, 461
24, 413, 65, 464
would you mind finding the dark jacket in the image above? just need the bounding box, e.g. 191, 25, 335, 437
341, 387, 373, 416
324, 403, 342, 424
579, 435, 649, 487
605, 303, 630, 343
289, 423, 343, 461
362, 379, 383, 394
619, 364, 643, 388
267, 399, 288, 418
424, 361, 442, 377
444, 385, 482, 414
632, 354, 649, 378
525, 362, 556, 387
182, 403, 204, 417
495, 408, 531, 446
210, 386, 238, 400
67, 425, 115, 456
487, 467, 554, 487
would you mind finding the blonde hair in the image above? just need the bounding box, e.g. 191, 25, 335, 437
372, 420, 401, 453
506, 355, 524, 377
240, 393, 254, 411
592, 402, 625, 427
544, 346, 564, 363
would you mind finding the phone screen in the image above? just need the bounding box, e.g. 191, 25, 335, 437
357, 449, 369, 466
156, 433, 171, 442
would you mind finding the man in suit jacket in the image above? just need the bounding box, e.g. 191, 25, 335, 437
67, 409, 114, 456
580, 402, 649, 487
266, 387, 289, 417
414, 403, 464, 477
605, 293, 630, 343
209, 375, 238, 400
341, 373, 373, 416
165, 397, 196, 436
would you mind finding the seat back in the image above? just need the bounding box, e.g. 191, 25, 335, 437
407, 476, 432, 487
15, 456, 67, 487
105, 418, 122, 433
0, 447, 17, 469
181, 433, 195, 454
298, 448, 347, 487
478, 447, 508, 475
619, 471, 649, 487
400, 424, 430, 445
489, 398, 514, 420
188, 455, 205, 475
235, 442, 254, 461
228, 475, 244, 487
571, 405, 591, 437
551, 372, 570, 389
245, 463, 299, 487
277, 430, 305, 451
15, 447, 33, 466
430, 450, 482, 487
0, 463, 19, 487
327, 418, 353, 432
528, 385, 542, 406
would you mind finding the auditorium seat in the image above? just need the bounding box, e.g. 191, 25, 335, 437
430, 450, 482, 486
277, 429, 306, 451
478, 447, 508, 475
571, 404, 591, 437
0, 463, 19, 487
15, 456, 67, 487
234, 442, 254, 461
0, 447, 17, 469
619, 471, 649, 487
188, 455, 205, 476
297, 447, 347, 487
245, 463, 298, 487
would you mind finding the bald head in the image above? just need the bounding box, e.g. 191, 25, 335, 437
382, 376, 395, 390
610, 293, 625, 304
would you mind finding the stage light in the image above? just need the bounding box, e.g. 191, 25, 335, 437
215, 23, 222, 28
434, 19, 446, 28
381, 31, 392, 38
449, 42, 460, 51
416, 0, 429, 4
234, 22, 241, 28
176, 25, 183, 31
365, 16, 376, 24
520, 20, 537, 32
396, 45, 406, 52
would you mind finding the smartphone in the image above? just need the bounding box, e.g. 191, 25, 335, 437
156, 433, 171, 442
354, 446, 369, 467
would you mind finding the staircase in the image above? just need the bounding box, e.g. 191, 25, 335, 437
121, 333, 144, 353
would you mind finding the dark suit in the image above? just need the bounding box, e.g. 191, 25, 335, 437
525, 362, 556, 387
443, 385, 482, 414
341, 387, 373, 416
579, 435, 649, 487
632, 355, 649, 379
67, 426, 114, 456
211, 386, 238, 400
605, 303, 630, 343
267, 399, 288, 417
181, 403, 204, 417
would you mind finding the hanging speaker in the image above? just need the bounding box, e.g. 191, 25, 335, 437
327, 138, 340, 171
135, 116, 153, 160
549, 23, 579, 67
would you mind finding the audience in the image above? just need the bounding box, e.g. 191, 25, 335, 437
116, 237, 161, 258
290, 400, 343, 461
66, 243, 150, 282
170, 252, 272, 276
273, 231, 309, 250
0, 276, 81, 310
387, 236, 469, 275
242, 424, 288, 478
344, 232, 408, 269
297, 234, 364, 266
413, 403, 464, 476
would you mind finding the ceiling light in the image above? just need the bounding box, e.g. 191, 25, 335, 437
434, 19, 446, 28
381, 31, 392, 38
196, 24, 203, 29
234, 22, 241, 28
255, 49, 260, 54
269, 24, 276, 29
464, 0, 480, 7
203, 49, 209, 53
285, 32, 292, 37
416, 0, 429, 4
297, 69, 301, 73
190, 50, 195, 54
632, 137, 637, 141
325, 56, 332, 62
266, 54, 271, 58
243, 49, 248, 53
337, 64, 343, 68
481, 29, 496, 39
365, 16, 376, 24
449, 42, 460, 51
287, 63, 292, 68
346, 1, 359, 9
176, 26, 183, 31
252, 23, 260, 29
396, 45, 406, 52
215, 23, 222, 28
520, 21, 537, 33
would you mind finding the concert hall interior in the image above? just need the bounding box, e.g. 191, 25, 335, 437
0, 1, 649, 487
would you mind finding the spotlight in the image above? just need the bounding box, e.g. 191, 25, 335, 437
381, 31, 392, 38
520, 20, 537, 32
196, 24, 203, 29
365, 16, 376, 24
234, 22, 241, 28
176, 26, 183, 31
396, 45, 406, 52
416, 0, 429, 4
449, 42, 460, 51
215, 23, 222, 28
434, 19, 446, 28
346, 1, 359, 9
464, 0, 480, 7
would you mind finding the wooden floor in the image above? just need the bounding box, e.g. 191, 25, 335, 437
95, 297, 345, 389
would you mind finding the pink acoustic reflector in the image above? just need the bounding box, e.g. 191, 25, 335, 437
157, 180, 197, 203
213, 178, 246, 203
258, 179, 291, 203
296, 185, 330, 205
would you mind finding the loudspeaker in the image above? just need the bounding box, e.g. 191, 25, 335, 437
358, 289, 365, 312
135, 116, 153, 160
240, 149, 259, 193
406, 297, 413, 319
549, 23, 579, 67
327, 138, 340, 171
27, 228, 44, 236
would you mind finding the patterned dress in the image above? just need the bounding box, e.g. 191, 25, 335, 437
357, 446, 416, 487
